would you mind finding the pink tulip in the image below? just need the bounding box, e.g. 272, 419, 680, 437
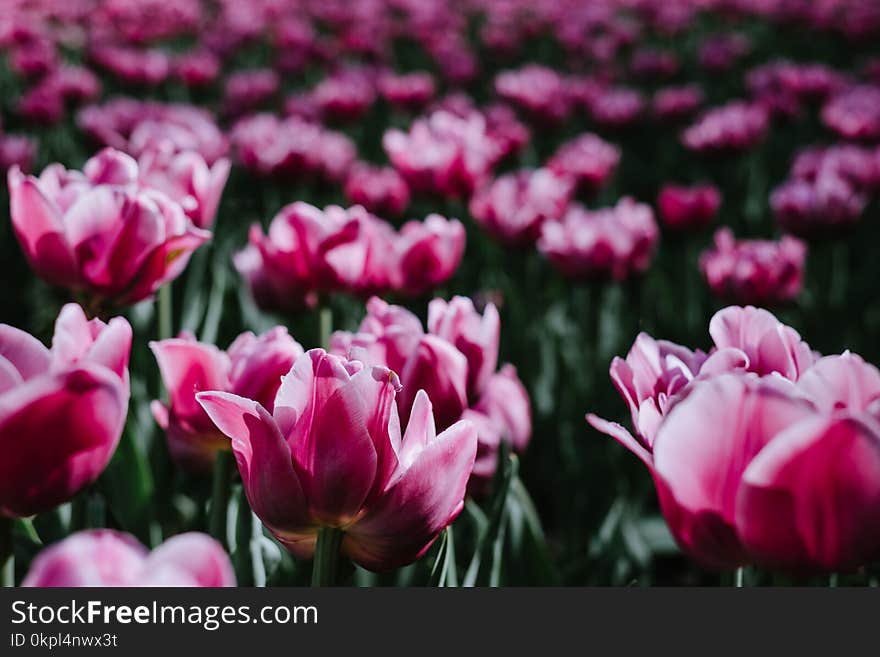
822, 85, 880, 141
377, 71, 436, 111
682, 101, 769, 153
0, 134, 36, 174
0, 303, 131, 517
78, 99, 228, 164
223, 69, 280, 118
173, 50, 221, 87
653, 373, 880, 571
700, 228, 807, 306
708, 305, 816, 381
538, 198, 659, 280
589, 306, 814, 465
230, 114, 356, 183
236, 204, 463, 308
234, 202, 361, 311
311, 68, 376, 122
657, 184, 721, 231
652, 374, 815, 568
23, 531, 234, 587
469, 169, 573, 245
771, 173, 867, 237
198, 349, 477, 571
494, 64, 573, 124
89, 44, 171, 86
344, 163, 410, 217
332, 298, 469, 431
472, 364, 531, 454
427, 296, 500, 400
546, 133, 620, 192
653, 85, 705, 122
392, 215, 465, 297
383, 110, 502, 198
138, 146, 231, 229
151, 328, 303, 473
588, 87, 646, 127
8, 148, 211, 307
333, 296, 530, 492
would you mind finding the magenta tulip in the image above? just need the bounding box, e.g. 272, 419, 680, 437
547, 133, 620, 192
8, 148, 211, 308
333, 296, 530, 491
392, 215, 465, 297
0, 303, 131, 517
383, 110, 501, 198
822, 85, 880, 141
654, 373, 880, 571
589, 305, 814, 466
538, 198, 659, 280
197, 349, 477, 571
700, 228, 807, 306
78, 99, 228, 164
469, 169, 573, 245
657, 184, 721, 231
151, 328, 304, 473
427, 296, 500, 400
234, 202, 360, 311
344, 163, 410, 217
682, 101, 769, 152
138, 146, 231, 229
23, 531, 234, 587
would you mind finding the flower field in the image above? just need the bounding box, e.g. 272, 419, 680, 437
1, 0, 880, 587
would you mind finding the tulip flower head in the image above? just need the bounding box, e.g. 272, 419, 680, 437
700, 228, 806, 306
8, 148, 212, 309
0, 303, 131, 517
198, 349, 478, 571
332, 297, 531, 493
151, 328, 304, 473
23, 531, 235, 586
657, 184, 721, 231
590, 307, 880, 572
538, 198, 659, 280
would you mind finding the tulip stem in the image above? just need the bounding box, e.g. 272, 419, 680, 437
209, 451, 234, 547
312, 527, 344, 587
318, 306, 333, 349
734, 567, 745, 588
1, 517, 13, 587
158, 284, 173, 341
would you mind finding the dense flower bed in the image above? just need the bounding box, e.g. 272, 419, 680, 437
1, 0, 880, 587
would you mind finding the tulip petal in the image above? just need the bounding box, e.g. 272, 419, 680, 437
0, 366, 127, 517
85, 317, 133, 382
651, 374, 814, 568
587, 413, 654, 468
7, 167, 79, 286
197, 391, 310, 536
144, 533, 236, 587
737, 415, 880, 571
345, 417, 477, 571
0, 323, 51, 381
151, 338, 230, 428
21, 530, 147, 587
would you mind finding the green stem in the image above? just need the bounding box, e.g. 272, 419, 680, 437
734, 566, 745, 588
1, 516, 13, 587
312, 527, 344, 587
318, 306, 333, 349
158, 284, 173, 341
209, 451, 234, 546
